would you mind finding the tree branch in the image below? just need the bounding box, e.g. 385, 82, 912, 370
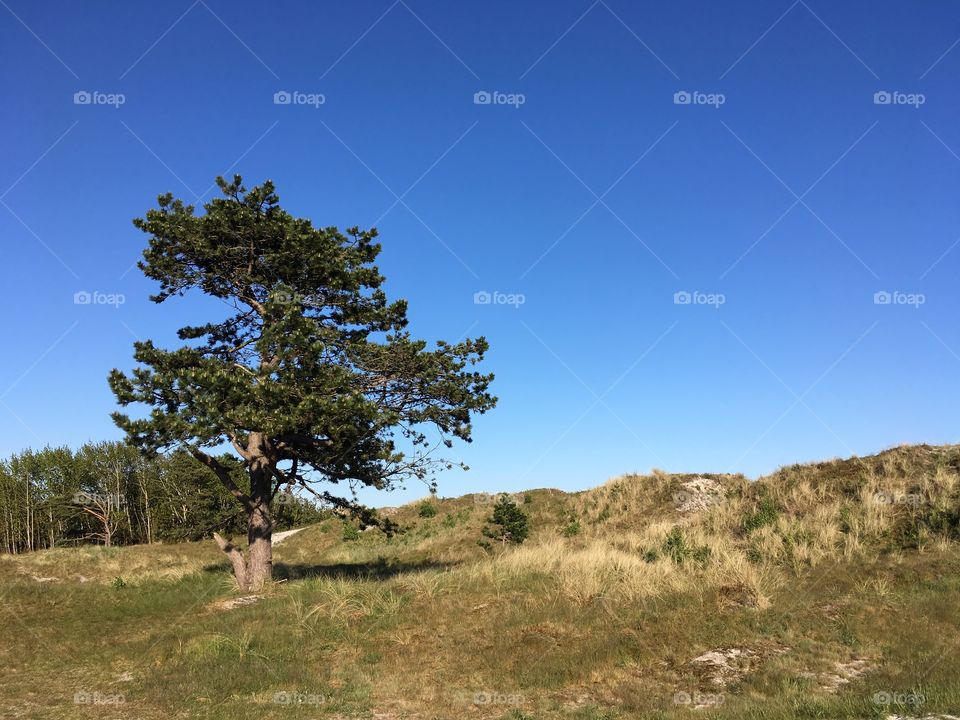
188, 446, 252, 511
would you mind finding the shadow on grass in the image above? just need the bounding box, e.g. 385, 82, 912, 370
200, 558, 456, 582
273, 558, 455, 581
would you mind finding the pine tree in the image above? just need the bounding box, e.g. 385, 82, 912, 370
482, 495, 529, 546
109, 176, 496, 590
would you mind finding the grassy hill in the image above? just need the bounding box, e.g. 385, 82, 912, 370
2, 444, 959, 719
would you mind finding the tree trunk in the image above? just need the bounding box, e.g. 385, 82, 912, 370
214, 532, 248, 591
212, 458, 274, 592
245, 460, 273, 591
246, 504, 273, 591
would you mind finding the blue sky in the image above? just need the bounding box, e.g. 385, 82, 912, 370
2, 0, 959, 505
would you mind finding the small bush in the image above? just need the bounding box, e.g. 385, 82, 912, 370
890, 504, 960, 549
482, 495, 530, 546
342, 523, 360, 541
562, 520, 581, 537
418, 501, 438, 518
742, 495, 780, 533
662, 527, 710, 565
838, 505, 853, 534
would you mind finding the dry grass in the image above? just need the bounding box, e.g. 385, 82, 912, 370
3, 444, 960, 719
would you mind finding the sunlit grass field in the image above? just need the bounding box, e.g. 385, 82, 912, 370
2, 444, 959, 719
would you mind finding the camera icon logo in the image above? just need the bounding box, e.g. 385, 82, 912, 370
873, 91, 892, 105
474, 91, 492, 105
72, 491, 94, 505
74, 90, 92, 105
473, 290, 492, 305
74, 290, 92, 305
673, 290, 692, 305
874, 491, 895, 505
673, 91, 692, 105
273, 91, 292, 105
873, 290, 891, 305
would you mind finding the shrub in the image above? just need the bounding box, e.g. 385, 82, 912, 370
482, 495, 530, 546
662, 527, 710, 565
742, 494, 780, 534
890, 505, 960, 549
562, 520, 581, 537
418, 501, 438, 518
838, 505, 853, 534
342, 523, 360, 541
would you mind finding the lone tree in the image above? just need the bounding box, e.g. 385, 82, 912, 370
110, 176, 496, 590
481, 495, 529, 546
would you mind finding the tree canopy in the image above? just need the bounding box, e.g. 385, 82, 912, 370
109, 176, 496, 588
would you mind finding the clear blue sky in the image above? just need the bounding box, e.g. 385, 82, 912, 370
2, 0, 959, 505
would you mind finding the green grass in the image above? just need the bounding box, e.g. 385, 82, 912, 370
2, 444, 960, 719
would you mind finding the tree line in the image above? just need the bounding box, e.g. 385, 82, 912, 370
0, 440, 325, 554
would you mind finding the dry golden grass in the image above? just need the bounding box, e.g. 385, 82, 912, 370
3, 444, 960, 719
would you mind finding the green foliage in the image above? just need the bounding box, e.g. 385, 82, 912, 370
838, 504, 853, 533
342, 523, 361, 542
417, 501, 438, 518
108, 175, 496, 550
890, 504, 960, 549
522, 493, 533, 505
111, 576, 127, 589
0, 442, 327, 552
662, 527, 710, 565
560, 511, 581, 537
742, 493, 781, 534
481, 495, 530, 546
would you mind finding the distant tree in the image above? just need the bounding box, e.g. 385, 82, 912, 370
482, 495, 529, 546
110, 176, 496, 590
150, 450, 249, 542
74, 441, 143, 547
